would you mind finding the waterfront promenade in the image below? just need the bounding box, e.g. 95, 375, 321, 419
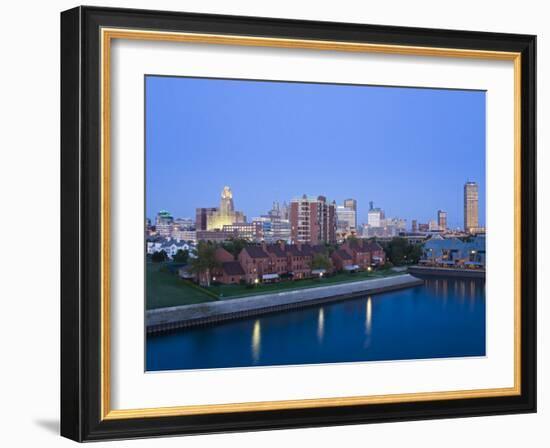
146, 274, 424, 333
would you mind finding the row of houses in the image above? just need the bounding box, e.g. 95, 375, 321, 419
190, 240, 386, 285
146, 237, 194, 259
419, 235, 486, 269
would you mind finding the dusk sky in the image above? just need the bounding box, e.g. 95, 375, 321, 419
145, 75, 486, 229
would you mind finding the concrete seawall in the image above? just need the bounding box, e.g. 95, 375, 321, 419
408, 266, 485, 279
147, 274, 424, 334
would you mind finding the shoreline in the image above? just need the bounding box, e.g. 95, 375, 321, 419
146, 274, 424, 334
408, 265, 485, 279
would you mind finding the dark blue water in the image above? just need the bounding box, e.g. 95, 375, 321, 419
146, 278, 485, 371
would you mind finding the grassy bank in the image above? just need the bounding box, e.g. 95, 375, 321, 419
146, 263, 217, 310
146, 262, 402, 309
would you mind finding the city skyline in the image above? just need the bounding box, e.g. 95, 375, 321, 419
146, 76, 486, 228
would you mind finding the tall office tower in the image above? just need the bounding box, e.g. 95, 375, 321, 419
343, 198, 358, 230
464, 181, 479, 233
367, 203, 385, 228
196, 186, 246, 231
195, 207, 218, 231
412, 219, 418, 232
437, 210, 448, 232
155, 210, 174, 237
336, 205, 356, 234
290, 194, 336, 244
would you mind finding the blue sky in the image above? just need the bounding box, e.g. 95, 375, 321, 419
146, 76, 485, 229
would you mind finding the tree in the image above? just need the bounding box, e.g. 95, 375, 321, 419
383, 238, 423, 266
310, 253, 332, 271
151, 250, 167, 263
222, 238, 249, 258
188, 242, 221, 287
173, 249, 189, 264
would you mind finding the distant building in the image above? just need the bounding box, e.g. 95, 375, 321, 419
174, 217, 194, 229
418, 223, 429, 232
155, 210, 174, 237
253, 214, 291, 243
411, 219, 418, 233
195, 207, 217, 231
196, 229, 239, 243
428, 220, 439, 231
343, 198, 357, 229
222, 222, 263, 241
290, 194, 336, 244
464, 181, 479, 233
437, 210, 448, 232
271, 217, 291, 242
336, 204, 356, 239
367, 203, 385, 228
172, 229, 197, 243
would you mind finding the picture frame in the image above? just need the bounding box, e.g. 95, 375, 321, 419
61, 5, 536, 442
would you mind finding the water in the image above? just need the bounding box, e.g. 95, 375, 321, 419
146, 278, 485, 371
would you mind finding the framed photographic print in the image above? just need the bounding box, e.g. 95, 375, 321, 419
60, 6, 536, 441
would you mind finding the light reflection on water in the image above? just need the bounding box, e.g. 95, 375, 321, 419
365, 297, 372, 336
317, 308, 325, 343
251, 320, 261, 364
147, 278, 486, 371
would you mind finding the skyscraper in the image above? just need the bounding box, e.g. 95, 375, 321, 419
437, 210, 447, 232
367, 203, 385, 228
464, 181, 479, 233
336, 205, 356, 235
343, 198, 357, 231
290, 194, 336, 244
155, 210, 174, 237
196, 186, 246, 231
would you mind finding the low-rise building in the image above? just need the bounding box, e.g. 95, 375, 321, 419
331, 249, 355, 271
238, 246, 271, 283
421, 235, 485, 268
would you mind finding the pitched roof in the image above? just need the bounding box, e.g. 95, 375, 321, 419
285, 245, 303, 256
222, 261, 246, 276
333, 249, 353, 260
265, 245, 286, 258
363, 241, 383, 252
243, 246, 269, 259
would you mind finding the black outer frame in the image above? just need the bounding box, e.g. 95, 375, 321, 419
60, 5, 536, 442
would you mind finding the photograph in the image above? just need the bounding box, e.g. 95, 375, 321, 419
57, 5, 537, 441
144, 75, 487, 371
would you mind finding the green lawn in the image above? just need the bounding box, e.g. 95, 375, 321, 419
146, 262, 402, 309
205, 269, 400, 299
146, 262, 217, 310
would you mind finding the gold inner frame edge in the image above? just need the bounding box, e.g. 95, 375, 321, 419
100, 27, 522, 420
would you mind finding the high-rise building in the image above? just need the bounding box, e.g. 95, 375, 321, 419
464, 181, 479, 233
437, 210, 447, 232
428, 220, 439, 231
343, 198, 357, 230
155, 210, 174, 237
195, 207, 217, 231
418, 223, 429, 232
367, 203, 385, 228
195, 186, 246, 231
411, 219, 418, 233
336, 204, 356, 235
290, 194, 336, 244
